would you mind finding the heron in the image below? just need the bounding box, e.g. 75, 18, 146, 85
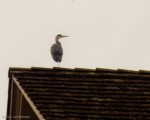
51, 34, 68, 67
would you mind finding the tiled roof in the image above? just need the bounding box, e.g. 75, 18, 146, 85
8, 67, 150, 120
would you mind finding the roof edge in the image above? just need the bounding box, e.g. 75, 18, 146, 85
8, 66, 150, 75
13, 76, 45, 120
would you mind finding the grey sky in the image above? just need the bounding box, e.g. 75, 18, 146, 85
1, 0, 150, 118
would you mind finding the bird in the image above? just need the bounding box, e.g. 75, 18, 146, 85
51, 34, 68, 67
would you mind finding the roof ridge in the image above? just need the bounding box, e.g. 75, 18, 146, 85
96, 68, 117, 73
8, 67, 150, 75
117, 69, 139, 73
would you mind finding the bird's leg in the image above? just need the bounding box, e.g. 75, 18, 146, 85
58, 62, 60, 67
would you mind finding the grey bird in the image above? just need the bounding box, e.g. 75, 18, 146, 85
51, 34, 68, 67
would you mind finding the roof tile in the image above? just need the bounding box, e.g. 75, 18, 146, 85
117, 69, 139, 74
96, 68, 117, 73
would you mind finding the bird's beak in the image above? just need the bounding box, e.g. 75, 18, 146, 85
62, 35, 69, 38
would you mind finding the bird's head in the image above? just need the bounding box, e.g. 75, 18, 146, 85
56, 34, 68, 40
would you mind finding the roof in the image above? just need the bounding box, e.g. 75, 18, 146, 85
8, 67, 150, 120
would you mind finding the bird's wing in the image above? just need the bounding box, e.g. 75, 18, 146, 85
51, 44, 63, 55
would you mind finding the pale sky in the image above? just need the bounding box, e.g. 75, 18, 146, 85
1, 0, 150, 118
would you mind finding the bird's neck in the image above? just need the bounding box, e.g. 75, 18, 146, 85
55, 38, 61, 45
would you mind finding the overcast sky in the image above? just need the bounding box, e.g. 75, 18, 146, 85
1, 0, 150, 118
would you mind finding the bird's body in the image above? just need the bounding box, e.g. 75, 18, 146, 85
51, 43, 63, 63
51, 34, 68, 66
